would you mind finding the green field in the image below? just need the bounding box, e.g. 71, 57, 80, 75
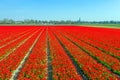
77, 23, 120, 28
0, 23, 120, 29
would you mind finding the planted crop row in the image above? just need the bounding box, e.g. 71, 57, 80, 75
48, 28, 82, 80
18, 28, 47, 80
50, 27, 119, 79
0, 28, 42, 80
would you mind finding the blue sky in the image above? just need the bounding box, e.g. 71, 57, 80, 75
0, 0, 120, 21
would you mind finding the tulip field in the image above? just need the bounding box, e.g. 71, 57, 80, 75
0, 25, 120, 80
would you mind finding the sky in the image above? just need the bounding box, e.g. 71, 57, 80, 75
0, 0, 120, 21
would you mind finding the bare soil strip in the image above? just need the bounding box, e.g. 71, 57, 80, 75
10, 28, 45, 80
46, 28, 53, 80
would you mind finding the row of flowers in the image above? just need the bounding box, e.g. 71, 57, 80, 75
48, 28, 82, 80
18, 28, 47, 80
59, 26, 120, 58
51, 26, 119, 79
0, 27, 42, 80
0, 27, 34, 46
58, 26, 120, 75
0, 28, 38, 58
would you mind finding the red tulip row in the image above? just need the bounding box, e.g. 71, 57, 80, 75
0, 28, 40, 59
18, 28, 47, 80
0, 27, 23, 39
58, 26, 120, 48
65, 27, 120, 59
54, 27, 120, 75
80, 37, 120, 59
0, 27, 42, 80
51, 27, 119, 80
56, 27, 120, 64
48, 28, 82, 80
85, 28, 120, 49
0, 27, 34, 44
0, 26, 120, 80
57, 26, 120, 54
0, 27, 35, 47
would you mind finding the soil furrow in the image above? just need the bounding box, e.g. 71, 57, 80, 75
46, 28, 53, 80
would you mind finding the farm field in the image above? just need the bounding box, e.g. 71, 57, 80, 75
77, 24, 120, 28
0, 25, 120, 80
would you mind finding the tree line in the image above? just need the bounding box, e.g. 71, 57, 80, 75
0, 18, 120, 25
